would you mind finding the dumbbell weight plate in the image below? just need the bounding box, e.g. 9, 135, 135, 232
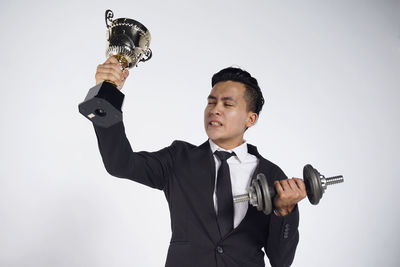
303, 164, 323, 205
251, 178, 263, 212
256, 173, 273, 215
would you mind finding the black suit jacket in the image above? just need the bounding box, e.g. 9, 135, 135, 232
93, 122, 299, 267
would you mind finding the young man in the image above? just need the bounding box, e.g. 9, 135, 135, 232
92, 57, 306, 267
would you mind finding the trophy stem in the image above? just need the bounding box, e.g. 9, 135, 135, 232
113, 54, 129, 69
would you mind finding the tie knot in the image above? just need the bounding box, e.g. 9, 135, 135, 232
214, 150, 235, 162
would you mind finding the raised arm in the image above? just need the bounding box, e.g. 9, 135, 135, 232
92, 57, 175, 190
94, 121, 176, 190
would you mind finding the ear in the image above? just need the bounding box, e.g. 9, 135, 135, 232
245, 112, 258, 128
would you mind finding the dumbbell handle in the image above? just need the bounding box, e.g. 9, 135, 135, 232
233, 187, 276, 204
233, 175, 344, 203
234, 194, 251, 203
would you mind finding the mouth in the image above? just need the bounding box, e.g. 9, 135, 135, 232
208, 121, 223, 127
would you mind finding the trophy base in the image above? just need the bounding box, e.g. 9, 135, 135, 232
78, 81, 125, 128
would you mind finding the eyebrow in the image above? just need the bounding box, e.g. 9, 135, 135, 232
207, 95, 237, 102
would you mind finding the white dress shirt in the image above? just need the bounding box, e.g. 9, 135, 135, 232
209, 139, 259, 228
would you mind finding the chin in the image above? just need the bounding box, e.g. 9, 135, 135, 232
207, 133, 227, 143
205, 126, 231, 142
206, 131, 216, 140
206, 130, 220, 141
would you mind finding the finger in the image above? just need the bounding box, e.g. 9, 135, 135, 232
293, 178, 307, 198
97, 63, 123, 74
286, 178, 306, 201
287, 179, 298, 191
96, 65, 123, 80
122, 69, 129, 79
105, 56, 120, 65
274, 180, 284, 195
96, 67, 122, 80
279, 179, 292, 191
120, 69, 129, 83
292, 178, 306, 191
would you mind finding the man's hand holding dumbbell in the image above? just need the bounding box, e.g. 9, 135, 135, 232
273, 178, 307, 216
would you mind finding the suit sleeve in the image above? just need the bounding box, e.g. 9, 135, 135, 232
264, 166, 300, 267
93, 121, 175, 190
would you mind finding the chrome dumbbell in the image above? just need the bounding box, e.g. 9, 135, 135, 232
233, 164, 344, 215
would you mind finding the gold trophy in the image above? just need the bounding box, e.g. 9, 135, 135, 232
79, 10, 152, 128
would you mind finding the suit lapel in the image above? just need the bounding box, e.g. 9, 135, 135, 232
248, 143, 277, 186
189, 140, 221, 243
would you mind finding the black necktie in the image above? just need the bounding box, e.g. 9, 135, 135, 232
214, 150, 235, 237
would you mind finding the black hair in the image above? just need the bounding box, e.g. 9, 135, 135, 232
211, 67, 265, 116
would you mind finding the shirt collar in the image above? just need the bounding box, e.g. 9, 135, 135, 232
208, 139, 248, 163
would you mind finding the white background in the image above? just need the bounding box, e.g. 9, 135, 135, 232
1, 1, 399, 266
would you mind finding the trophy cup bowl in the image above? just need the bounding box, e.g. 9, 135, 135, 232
78, 10, 152, 128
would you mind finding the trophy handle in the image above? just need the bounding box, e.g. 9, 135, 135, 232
140, 48, 152, 62
105, 9, 114, 28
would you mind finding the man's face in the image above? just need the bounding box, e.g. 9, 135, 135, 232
204, 81, 257, 149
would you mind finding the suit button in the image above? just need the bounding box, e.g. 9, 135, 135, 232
216, 246, 224, 254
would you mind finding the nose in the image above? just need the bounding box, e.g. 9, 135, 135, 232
209, 103, 221, 116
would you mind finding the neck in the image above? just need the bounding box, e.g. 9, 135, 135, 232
211, 138, 244, 150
